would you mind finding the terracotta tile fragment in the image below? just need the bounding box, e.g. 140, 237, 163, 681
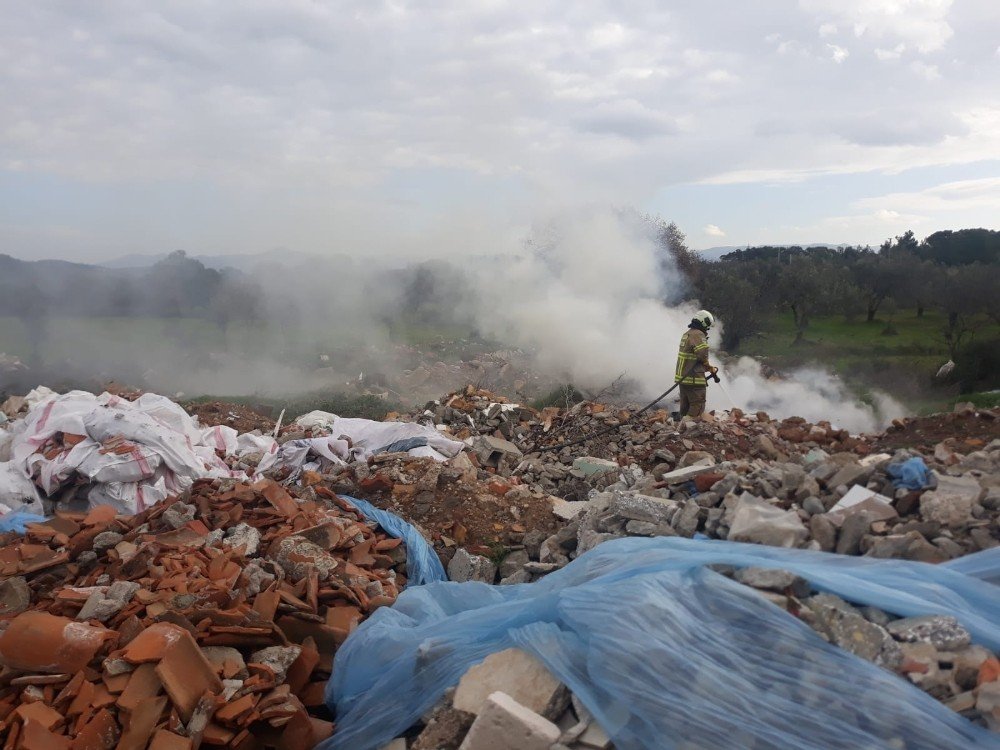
118, 695, 168, 750
148, 729, 193, 750
0, 612, 108, 674
117, 663, 162, 712
154, 631, 223, 722
70, 708, 120, 750
15, 700, 63, 730
20, 718, 72, 750
121, 622, 187, 664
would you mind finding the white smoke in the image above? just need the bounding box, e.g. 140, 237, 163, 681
468, 208, 905, 434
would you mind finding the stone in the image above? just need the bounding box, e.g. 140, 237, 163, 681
865, 532, 945, 563
571, 457, 619, 477
500, 570, 532, 585
448, 549, 497, 584
755, 435, 780, 459
378, 740, 408, 750
976, 681, 1000, 731
802, 496, 825, 516
886, 615, 972, 651
222, 523, 261, 555
727, 494, 808, 548
835, 512, 872, 556
249, 645, 301, 683
473, 436, 523, 468
734, 567, 805, 594
92, 531, 125, 553
859, 606, 892, 627
673, 500, 701, 537
825, 486, 897, 526
0, 577, 30, 617
413, 705, 476, 750
945, 690, 977, 713
607, 492, 678, 526
77, 581, 140, 623
953, 645, 992, 690
162, 502, 197, 530
919, 474, 983, 528
806, 594, 902, 668
522, 530, 548, 560
551, 497, 591, 521
576, 720, 612, 749
677, 451, 715, 468
458, 692, 561, 750
658, 462, 724, 485
809, 515, 837, 552
498, 549, 530, 578
825, 462, 871, 489
454, 649, 567, 719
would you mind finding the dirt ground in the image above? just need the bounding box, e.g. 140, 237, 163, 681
871, 411, 1000, 454
184, 400, 277, 433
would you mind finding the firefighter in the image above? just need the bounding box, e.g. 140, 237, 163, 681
675, 310, 718, 418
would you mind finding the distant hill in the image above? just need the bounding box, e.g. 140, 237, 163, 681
99, 248, 321, 271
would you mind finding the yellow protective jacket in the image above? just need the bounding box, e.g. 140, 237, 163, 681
675, 327, 710, 386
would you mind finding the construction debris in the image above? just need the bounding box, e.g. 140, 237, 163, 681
0, 478, 409, 748
1, 383, 998, 748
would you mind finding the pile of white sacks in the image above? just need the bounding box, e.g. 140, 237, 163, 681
0, 387, 463, 518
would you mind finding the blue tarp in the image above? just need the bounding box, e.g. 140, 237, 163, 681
887, 456, 932, 490
319, 536, 1000, 750
0, 511, 46, 534
341, 494, 446, 587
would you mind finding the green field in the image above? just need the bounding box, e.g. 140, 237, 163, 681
737, 311, 1000, 413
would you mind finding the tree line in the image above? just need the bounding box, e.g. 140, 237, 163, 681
652, 227, 999, 393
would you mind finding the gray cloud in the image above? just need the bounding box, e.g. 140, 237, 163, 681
1, 1, 999, 258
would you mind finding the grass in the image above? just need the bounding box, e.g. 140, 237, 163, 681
962, 391, 1000, 409
736, 311, 1000, 414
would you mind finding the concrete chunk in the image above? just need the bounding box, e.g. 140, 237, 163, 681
458, 691, 560, 750
658, 460, 724, 485
454, 648, 565, 718
448, 548, 497, 584
919, 474, 983, 529
727, 494, 808, 548
571, 457, 619, 477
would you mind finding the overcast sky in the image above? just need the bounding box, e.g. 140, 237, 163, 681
2, 0, 999, 261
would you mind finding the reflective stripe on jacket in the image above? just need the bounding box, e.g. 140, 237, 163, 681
675, 328, 709, 386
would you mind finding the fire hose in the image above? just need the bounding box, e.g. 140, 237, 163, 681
533, 362, 720, 453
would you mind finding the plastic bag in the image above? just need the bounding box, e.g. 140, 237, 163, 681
0, 462, 44, 516
340, 495, 446, 587
199, 425, 239, 456
293, 412, 464, 462
77, 442, 162, 484
83, 407, 203, 480
887, 456, 931, 490
87, 474, 170, 515
320, 536, 1000, 750
0, 510, 47, 534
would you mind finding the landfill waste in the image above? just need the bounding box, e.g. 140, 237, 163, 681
0, 382, 997, 748
321, 537, 1000, 750
0, 477, 437, 748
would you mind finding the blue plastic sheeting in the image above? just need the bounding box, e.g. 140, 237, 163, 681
340, 495, 446, 587
319, 536, 1000, 750
887, 456, 931, 490
0, 511, 46, 534
943, 545, 1000, 585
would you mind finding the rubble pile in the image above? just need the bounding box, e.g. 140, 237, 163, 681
1, 383, 999, 747
711, 569, 1000, 728
0, 478, 408, 748
381, 648, 610, 750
